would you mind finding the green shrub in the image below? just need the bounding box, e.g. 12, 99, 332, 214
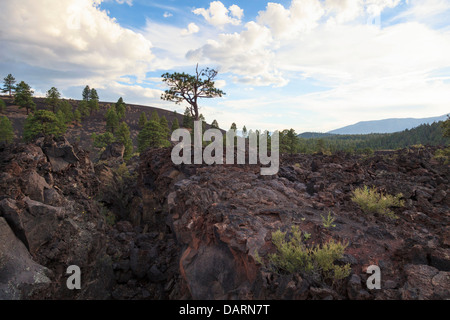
92, 132, 116, 149
434, 147, 450, 164
0, 99, 6, 113
321, 211, 336, 229
0, 116, 14, 143
351, 185, 404, 219
263, 226, 351, 282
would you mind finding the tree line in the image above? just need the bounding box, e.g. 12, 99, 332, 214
2, 70, 448, 161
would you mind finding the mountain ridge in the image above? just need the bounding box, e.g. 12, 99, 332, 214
327, 114, 448, 135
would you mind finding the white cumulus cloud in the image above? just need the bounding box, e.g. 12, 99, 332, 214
181, 23, 200, 36
193, 1, 243, 27
0, 0, 154, 97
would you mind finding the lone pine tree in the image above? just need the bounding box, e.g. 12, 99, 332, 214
14, 81, 36, 115
2, 74, 16, 96
161, 64, 225, 121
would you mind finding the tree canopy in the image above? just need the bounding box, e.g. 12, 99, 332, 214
45, 87, 61, 113
14, 81, 36, 115
115, 97, 126, 120
82, 85, 90, 101
138, 120, 170, 152
0, 99, 6, 113
23, 110, 66, 141
0, 116, 14, 144
2, 74, 16, 96
115, 122, 133, 161
161, 65, 225, 121
105, 105, 119, 134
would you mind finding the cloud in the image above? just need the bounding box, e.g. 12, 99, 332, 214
142, 19, 212, 70
186, 21, 290, 87
163, 12, 173, 18
391, 0, 450, 25
214, 79, 227, 88
114, 0, 133, 6
181, 23, 200, 36
229, 4, 244, 20
0, 0, 153, 89
277, 22, 450, 86
187, 0, 441, 88
193, 1, 243, 27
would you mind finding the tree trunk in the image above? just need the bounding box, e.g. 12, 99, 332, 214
193, 102, 199, 121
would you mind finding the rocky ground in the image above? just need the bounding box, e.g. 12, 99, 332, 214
0, 137, 449, 300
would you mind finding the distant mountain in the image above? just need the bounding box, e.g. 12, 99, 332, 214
328, 114, 449, 135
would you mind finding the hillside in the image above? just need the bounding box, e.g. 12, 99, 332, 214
297, 121, 448, 154
328, 115, 448, 135
0, 95, 188, 157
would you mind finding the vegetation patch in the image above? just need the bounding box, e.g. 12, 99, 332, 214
351, 185, 404, 220
256, 226, 351, 284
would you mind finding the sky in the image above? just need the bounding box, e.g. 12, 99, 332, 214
1, 0, 450, 133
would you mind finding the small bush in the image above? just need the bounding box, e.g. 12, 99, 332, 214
434, 147, 450, 164
264, 226, 351, 283
99, 203, 116, 226
0, 99, 6, 113
321, 211, 336, 229
351, 185, 404, 219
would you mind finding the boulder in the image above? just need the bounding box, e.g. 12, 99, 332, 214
0, 217, 52, 299
22, 197, 63, 254
21, 170, 50, 203
401, 264, 450, 300
39, 136, 79, 172
100, 142, 125, 161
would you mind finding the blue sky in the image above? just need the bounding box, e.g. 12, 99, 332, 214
1, 0, 450, 132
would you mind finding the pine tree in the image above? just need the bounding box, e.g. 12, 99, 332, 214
137, 120, 169, 153
57, 100, 74, 123
150, 110, 160, 122
2, 74, 16, 96
182, 107, 193, 129
161, 65, 225, 121
105, 105, 119, 134
0, 99, 6, 113
45, 87, 61, 113
88, 88, 99, 113
171, 118, 180, 131
0, 116, 14, 144
73, 108, 82, 125
82, 85, 90, 101
14, 81, 36, 115
91, 132, 115, 149
55, 110, 68, 133
211, 119, 219, 129
442, 116, 450, 138
23, 110, 66, 142
115, 122, 133, 161
138, 112, 148, 129
285, 128, 298, 155
116, 97, 126, 120
230, 122, 237, 131
159, 115, 170, 139
78, 100, 90, 118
